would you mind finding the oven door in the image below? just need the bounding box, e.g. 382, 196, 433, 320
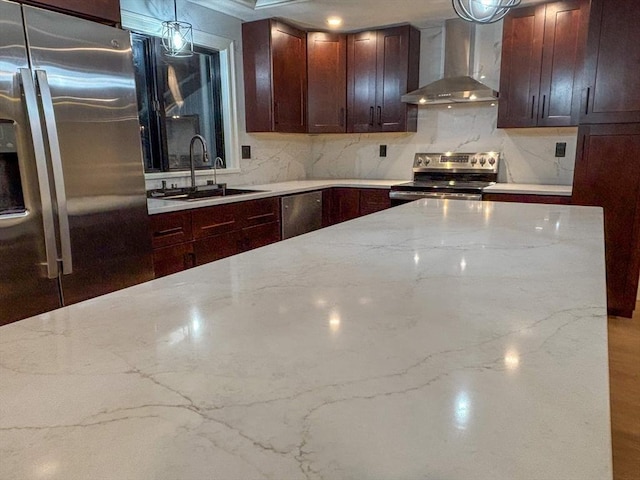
389, 190, 482, 205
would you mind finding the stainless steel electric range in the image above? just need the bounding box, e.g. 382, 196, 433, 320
389, 152, 500, 205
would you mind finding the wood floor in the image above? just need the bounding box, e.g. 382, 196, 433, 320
608, 305, 640, 479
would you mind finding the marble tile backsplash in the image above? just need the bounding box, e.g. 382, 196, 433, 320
307, 106, 577, 185
144, 134, 310, 190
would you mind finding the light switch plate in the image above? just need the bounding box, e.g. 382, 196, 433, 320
241, 145, 251, 159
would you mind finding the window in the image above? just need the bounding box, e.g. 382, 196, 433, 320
131, 33, 225, 173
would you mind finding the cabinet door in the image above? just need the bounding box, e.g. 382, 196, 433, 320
347, 31, 378, 133
376, 26, 419, 133
153, 243, 195, 278
308, 32, 347, 133
149, 212, 193, 248
322, 189, 334, 227
331, 188, 360, 223
359, 188, 391, 215
497, 5, 545, 128
538, 0, 588, 127
22, 0, 120, 24
581, 0, 640, 124
572, 123, 640, 317
242, 19, 273, 132
194, 230, 244, 265
271, 21, 307, 133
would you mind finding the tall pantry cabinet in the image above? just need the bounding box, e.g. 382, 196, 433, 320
571, 0, 640, 316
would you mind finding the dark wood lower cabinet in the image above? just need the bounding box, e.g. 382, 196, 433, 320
150, 189, 391, 277
359, 188, 392, 214
326, 187, 392, 225
483, 193, 572, 204
243, 221, 281, 251
153, 243, 195, 278
194, 230, 244, 266
150, 197, 281, 277
331, 188, 361, 224
572, 123, 640, 317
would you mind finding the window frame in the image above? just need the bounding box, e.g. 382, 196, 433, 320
121, 10, 241, 178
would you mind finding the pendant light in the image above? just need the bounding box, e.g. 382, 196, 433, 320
161, 0, 193, 57
452, 0, 521, 24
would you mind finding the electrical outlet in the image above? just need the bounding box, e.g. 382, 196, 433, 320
241, 145, 251, 159
555, 142, 566, 157
379, 145, 387, 157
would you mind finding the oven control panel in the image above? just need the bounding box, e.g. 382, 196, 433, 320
413, 152, 500, 172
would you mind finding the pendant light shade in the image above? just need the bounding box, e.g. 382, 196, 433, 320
452, 0, 521, 24
162, 0, 193, 57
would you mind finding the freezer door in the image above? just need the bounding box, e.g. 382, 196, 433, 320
23, 6, 154, 305
0, 0, 61, 325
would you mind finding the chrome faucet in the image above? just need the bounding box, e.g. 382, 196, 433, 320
189, 134, 209, 190
212, 156, 224, 186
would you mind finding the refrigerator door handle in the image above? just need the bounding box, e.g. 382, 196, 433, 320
19, 68, 59, 280
35, 70, 73, 275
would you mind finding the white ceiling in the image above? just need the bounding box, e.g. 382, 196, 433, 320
188, 0, 545, 31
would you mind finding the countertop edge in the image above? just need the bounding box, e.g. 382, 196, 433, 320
483, 184, 573, 196
147, 180, 402, 215
147, 180, 574, 215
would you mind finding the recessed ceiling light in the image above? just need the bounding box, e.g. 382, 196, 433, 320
327, 16, 343, 27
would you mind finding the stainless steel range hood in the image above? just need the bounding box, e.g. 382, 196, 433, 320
402, 19, 499, 105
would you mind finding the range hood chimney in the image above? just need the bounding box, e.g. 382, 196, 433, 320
401, 19, 499, 105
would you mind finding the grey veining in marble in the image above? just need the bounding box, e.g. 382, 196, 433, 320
0, 200, 610, 480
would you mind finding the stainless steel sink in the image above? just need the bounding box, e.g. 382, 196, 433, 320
148, 185, 266, 202
168, 188, 266, 201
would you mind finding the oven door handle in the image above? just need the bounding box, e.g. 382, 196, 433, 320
389, 191, 482, 201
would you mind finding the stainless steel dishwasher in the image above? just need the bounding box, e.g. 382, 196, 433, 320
281, 191, 323, 239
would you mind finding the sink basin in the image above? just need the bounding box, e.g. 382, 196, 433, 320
148, 186, 266, 202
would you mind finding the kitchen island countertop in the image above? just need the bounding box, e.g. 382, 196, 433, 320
0, 199, 610, 479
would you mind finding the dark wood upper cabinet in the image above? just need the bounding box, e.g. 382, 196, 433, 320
498, 0, 588, 128
307, 32, 347, 133
572, 123, 640, 317
580, 0, 640, 124
21, 0, 121, 24
242, 19, 307, 133
347, 25, 420, 133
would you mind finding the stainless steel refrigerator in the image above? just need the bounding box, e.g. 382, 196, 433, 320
0, 0, 154, 325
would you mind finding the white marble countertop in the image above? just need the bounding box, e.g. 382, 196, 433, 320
0, 200, 611, 480
148, 180, 573, 215
147, 179, 402, 215
484, 183, 573, 196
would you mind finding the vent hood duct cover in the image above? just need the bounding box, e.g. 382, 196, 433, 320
402, 19, 499, 105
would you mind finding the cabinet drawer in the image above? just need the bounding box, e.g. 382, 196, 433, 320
193, 230, 244, 265
241, 197, 280, 227
243, 221, 281, 251
359, 188, 391, 215
192, 203, 242, 239
149, 211, 193, 248
153, 242, 195, 278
